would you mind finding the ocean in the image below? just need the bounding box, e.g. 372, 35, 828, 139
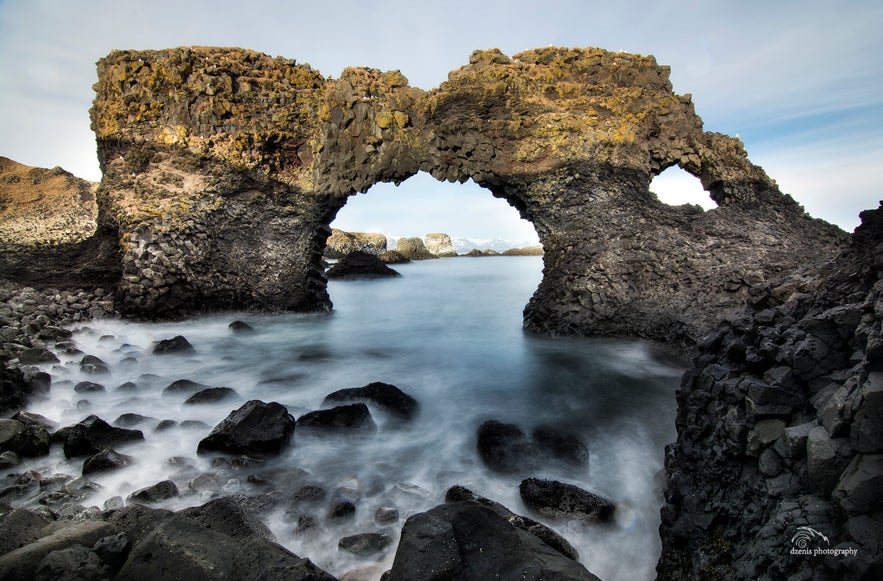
20, 256, 683, 580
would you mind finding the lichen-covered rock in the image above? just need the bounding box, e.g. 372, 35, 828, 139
325, 229, 387, 258
424, 233, 457, 257
88, 45, 846, 344
395, 237, 437, 260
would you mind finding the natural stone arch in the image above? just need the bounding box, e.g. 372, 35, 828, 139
90, 46, 847, 344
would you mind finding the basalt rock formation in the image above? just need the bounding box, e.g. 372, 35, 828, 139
658, 205, 883, 579
89, 45, 847, 342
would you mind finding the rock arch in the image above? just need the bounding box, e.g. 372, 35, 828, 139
90, 46, 846, 344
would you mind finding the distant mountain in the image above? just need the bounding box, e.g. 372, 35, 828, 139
451, 237, 539, 254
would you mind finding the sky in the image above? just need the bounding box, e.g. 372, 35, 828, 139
0, 0, 881, 241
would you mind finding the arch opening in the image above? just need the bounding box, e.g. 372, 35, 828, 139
651, 166, 717, 210
327, 171, 541, 257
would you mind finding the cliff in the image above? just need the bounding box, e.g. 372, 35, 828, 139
325, 228, 387, 258
0, 157, 97, 248
658, 205, 883, 579
88, 45, 847, 342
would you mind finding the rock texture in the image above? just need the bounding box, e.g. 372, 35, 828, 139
87, 45, 847, 343
658, 205, 883, 579
424, 233, 457, 257
325, 228, 387, 258
0, 157, 97, 248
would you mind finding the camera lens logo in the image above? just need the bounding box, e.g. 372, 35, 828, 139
790, 526, 830, 554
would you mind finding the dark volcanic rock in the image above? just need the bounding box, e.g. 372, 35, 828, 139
228, 320, 254, 334
62, 415, 144, 459
17, 348, 59, 365
326, 250, 401, 279
34, 544, 112, 580
322, 381, 418, 419
113, 413, 154, 428
1, 364, 42, 414
82, 449, 133, 475
128, 480, 179, 504
79, 354, 110, 375
297, 403, 376, 433
162, 379, 211, 396
184, 387, 240, 405
476, 420, 540, 473
386, 500, 599, 580
0, 418, 50, 457
197, 400, 295, 456
519, 478, 615, 522
152, 335, 194, 355
658, 206, 883, 580
74, 380, 106, 393
338, 532, 393, 556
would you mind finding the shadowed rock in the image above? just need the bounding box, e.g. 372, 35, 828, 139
519, 478, 615, 522
297, 403, 376, 433
322, 381, 418, 419
197, 400, 295, 456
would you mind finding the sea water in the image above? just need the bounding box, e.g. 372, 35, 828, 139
18, 256, 683, 580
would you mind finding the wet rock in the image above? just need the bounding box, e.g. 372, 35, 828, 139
114, 381, 139, 392
386, 500, 599, 580
197, 400, 295, 456
444, 485, 579, 561
338, 532, 393, 556
82, 449, 133, 476
155, 420, 177, 431
297, 403, 376, 433
327, 500, 356, 521
475, 420, 540, 473
228, 320, 254, 334
17, 348, 59, 365
79, 355, 110, 375
74, 380, 106, 393
162, 379, 211, 396
1, 363, 43, 414
374, 506, 399, 525
61, 415, 144, 458
92, 531, 131, 573
0, 451, 20, 468
127, 480, 179, 504
806, 426, 853, 497
184, 387, 240, 405
113, 413, 154, 428
326, 250, 401, 279
322, 381, 418, 419
152, 335, 194, 355
0, 418, 50, 457
519, 478, 615, 522
179, 496, 274, 541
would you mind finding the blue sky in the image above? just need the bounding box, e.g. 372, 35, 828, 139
0, 0, 880, 239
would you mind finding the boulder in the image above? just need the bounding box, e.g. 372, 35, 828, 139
338, 532, 393, 556
79, 355, 110, 375
1, 364, 42, 414
62, 416, 144, 459
0, 509, 51, 556
17, 348, 59, 365
519, 478, 615, 522
113, 413, 154, 428
326, 251, 401, 279
322, 381, 418, 419
297, 403, 376, 433
228, 320, 255, 334
82, 449, 133, 475
0, 418, 50, 457
74, 381, 106, 393
0, 520, 117, 580
197, 400, 295, 456
34, 544, 112, 580
184, 387, 240, 405
386, 500, 600, 580
128, 480, 179, 504
152, 335, 194, 355
476, 420, 540, 473
162, 379, 211, 396
424, 233, 457, 257
395, 237, 437, 260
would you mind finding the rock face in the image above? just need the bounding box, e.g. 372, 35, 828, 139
0, 157, 97, 248
387, 500, 600, 580
88, 45, 847, 342
424, 233, 457, 257
657, 205, 883, 580
394, 237, 437, 260
325, 228, 387, 258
